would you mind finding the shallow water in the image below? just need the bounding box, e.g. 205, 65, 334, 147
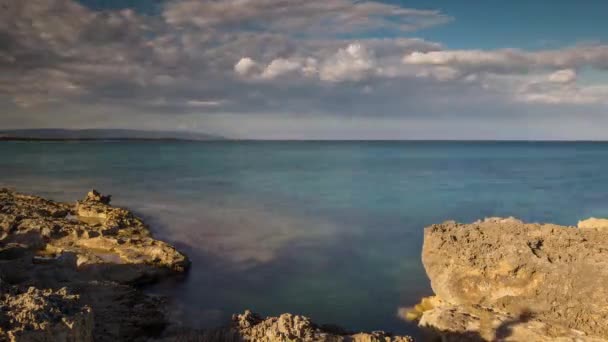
2, 141, 608, 335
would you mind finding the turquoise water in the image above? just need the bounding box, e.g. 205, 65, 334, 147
3, 141, 608, 335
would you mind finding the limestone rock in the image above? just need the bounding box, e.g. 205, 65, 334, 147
229, 310, 413, 342
83, 190, 111, 205
0, 189, 190, 283
0, 286, 93, 342
0, 189, 190, 341
578, 217, 608, 230
420, 218, 608, 340
418, 303, 605, 342
157, 310, 413, 341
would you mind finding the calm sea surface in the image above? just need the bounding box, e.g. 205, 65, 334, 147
2, 141, 608, 335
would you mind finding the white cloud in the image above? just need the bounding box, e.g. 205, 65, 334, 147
404, 49, 529, 75
186, 100, 224, 107
319, 43, 377, 82
262, 58, 313, 79
515, 71, 607, 105
403, 46, 608, 74
516, 90, 603, 105
548, 69, 577, 83
234, 57, 260, 76
235, 43, 379, 83
401, 45, 608, 107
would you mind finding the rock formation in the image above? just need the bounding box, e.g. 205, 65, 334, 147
160, 310, 413, 341
578, 217, 608, 231
0, 188, 189, 341
418, 217, 608, 341
228, 311, 413, 342
0, 189, 415, 342
10, 188, 608, 341
0, 286, 93, 342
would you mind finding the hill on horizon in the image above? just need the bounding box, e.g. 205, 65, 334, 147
0, 129, 224, 141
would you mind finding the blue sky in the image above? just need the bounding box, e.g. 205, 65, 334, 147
402, 0, 608, 49
3, 0, 608, 139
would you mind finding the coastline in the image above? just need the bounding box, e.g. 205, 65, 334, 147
3, 189, 608, 341
0, 189, 190, 341
0, 189, 415, 341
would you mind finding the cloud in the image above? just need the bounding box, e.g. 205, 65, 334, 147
3, 0, 608, 139
548, 69, 577, 83
261, 58, 316, 79
237, 42, 380, 82
186, 100, 224, 107
1, 0, 453, 114
404, 49, 528, 73
234, 57, 260, 76
402, 45, 608, 107
163, 0, 451, 35
403, 45, 608, 75
415, 66, 461, 81
319, 43, 377, 82
516, 80, 608, 106
516, 88, 606, 105
0, 0, 157, 107
508, 68, 608, 105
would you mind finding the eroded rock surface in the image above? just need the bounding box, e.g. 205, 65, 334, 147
230, 311, 413, 342
0, 188, 189, 341
420, 217, 608, 341
159, 310, 413, 341
0, 286, 93, 342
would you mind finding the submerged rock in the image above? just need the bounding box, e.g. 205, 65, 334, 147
419, 217, 608, 341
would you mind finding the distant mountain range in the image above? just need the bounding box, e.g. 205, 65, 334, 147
0, 129, 224, 141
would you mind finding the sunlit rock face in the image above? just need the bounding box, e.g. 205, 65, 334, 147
578, 217, 608, 231
419, 217, 608, 341
0, 188, 189, 283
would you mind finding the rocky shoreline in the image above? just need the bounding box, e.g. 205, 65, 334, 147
3, 189, 608, 341
0, 189, 190, 341
414, 217, 608, 341
0, 189, 415, 341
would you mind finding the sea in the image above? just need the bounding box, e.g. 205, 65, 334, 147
2, 141, 608, 336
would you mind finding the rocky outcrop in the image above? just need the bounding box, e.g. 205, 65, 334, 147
17, 188, 608, 341
1, 189, 413, 342
418, 217, 608, 341
578, 217, 608, 231
0, 286, 93, 342
0, 188, 189, 341
229, 311, 412, 342
160, 310, 413, 341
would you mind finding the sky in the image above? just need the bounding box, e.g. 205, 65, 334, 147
2, 0, 608, 139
